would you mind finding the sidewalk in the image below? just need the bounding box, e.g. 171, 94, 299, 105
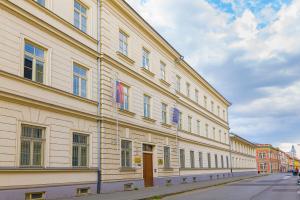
61, 174, 265, 200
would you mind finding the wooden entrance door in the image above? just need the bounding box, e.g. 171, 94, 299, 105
143, 153, 153, 187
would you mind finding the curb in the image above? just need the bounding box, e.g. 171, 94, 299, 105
139, 175, 268, 200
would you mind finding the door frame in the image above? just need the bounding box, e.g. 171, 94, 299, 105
142, 143, 154, 187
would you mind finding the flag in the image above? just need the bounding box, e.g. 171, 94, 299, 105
116, 81, 124, 104
172, 107, 180, 124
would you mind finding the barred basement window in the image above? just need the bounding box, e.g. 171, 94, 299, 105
76, 187, 90, 196
72, 133, 88, 167
20, 125, 44, 167
121, 140, 132, 167
25, 192, 45, 200
164, 146, 170, 168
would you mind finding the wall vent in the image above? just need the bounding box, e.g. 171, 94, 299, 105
124, 183, 134, 191
25, 192, 45, 200
76, 187, 90, 196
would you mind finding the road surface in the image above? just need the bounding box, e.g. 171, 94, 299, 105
164, 173, 300, 200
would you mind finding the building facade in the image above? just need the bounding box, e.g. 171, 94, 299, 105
0, 0, 258, 199
256, 144, 280, 173
0, 0, 100, 199
229, 133, 257, 175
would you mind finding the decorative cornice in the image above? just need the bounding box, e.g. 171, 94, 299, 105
118, 109, 136, 117
141, 67, 155, 77
116, 51, 135, 65
142, 116, 156, 123
159, 79, 171, 87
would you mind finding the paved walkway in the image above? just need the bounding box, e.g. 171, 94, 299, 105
61, 175, 265, 200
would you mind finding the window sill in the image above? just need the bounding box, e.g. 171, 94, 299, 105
161, 123, 172, 128
116, 51, 135, 65
118, 109, 136, 117
162, 167, 174, 171
119, 167, 136, 172
141, 67, 155, 77
142, 116, 156, 123
159, 79, 171, 87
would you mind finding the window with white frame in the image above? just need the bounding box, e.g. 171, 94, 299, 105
188, 116, 192, 132
119, 30, 128, 56
207, 153, 211, 168
195, 89, 199, 103
215, 154, 218, 168
20, 125, 44, 167
160, 61, 166, 80
164, 146, 170, 168
73, 64, 87, 98
186, 82, 190, 97
211, 101, 214, 113
176, 75, 181, 92
197, 120, 200, 134
217, 106, 220, 116
72, 133, 88, 167
199, 152, 203, 168
143, 95, 151, 118
205, 124, 209, 137
221, 155, 224, 168
204, 96, 207, 108
142, 48, 150, 70
74, 0, 87, 32
35, 0, 45, 6
121, 84, 129, 111
213, 127, 216, 140
219, 130, 222, 142
223, 110, 226, 120
259, 153, 266, 159
180, 149, 185, 168
121, 140, 132, 167
190, 151, 195, 168
260, 162, 266, 170
24, 42, 45, 83
161, 103, 167, 124
178, 112, 183, 130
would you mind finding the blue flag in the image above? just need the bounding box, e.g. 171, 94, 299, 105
172, 108, 179, 124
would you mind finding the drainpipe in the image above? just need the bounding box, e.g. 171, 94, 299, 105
97, 0, 102, 194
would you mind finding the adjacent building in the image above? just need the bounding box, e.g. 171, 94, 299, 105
230, 133, 257, 175
0, 0, 259, 199
256, 144, 280, 173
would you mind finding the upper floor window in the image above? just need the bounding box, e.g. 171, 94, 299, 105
219, 130, 221, 142
121, 140, 132, 167
164, 146, 170, 168
195, 89, 199, 103
224, 132, 227, 143
142, 48, 150, 70
74, 0, 87, 33
259, 153, 266, 159
204, 96, 207, 109
24, 42, 45, 83
36, 0, 45, 6
217, 106, 220, 116
178, 112, 183, 130
119, 31, 128, 56
186, 82, 190, 97
20, 125, 44, 167
211, 101, 214, 113
160, 62, 166, 81
143, 95, 151, 118
73, 64, 87, 98
223, 109, 226, 120
205, 124, 209, 137
120, 84, 129, 111
212, 127, 216, 140
188, 116, 192, 132
176, 75, 181, 92
197, 120, 200, 134
161, 103, 167, 124
72, 133, 88, 167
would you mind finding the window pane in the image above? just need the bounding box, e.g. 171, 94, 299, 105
22, 126, 32, 138
73, 75, 79, 96
36, 61, 44, 83
81, 6, 87, 15
24, 56, 33, 80
21, 140, 30, 166
35, 47, 44, 58
37, 0, 45, 6
33, 142, 42, 166
74, 11, 80, 28
25, 43, 34, 54
81, 79, 87, 97
81, 16, 87, 32
72, 146, 79, 166
81, 146, 87, 166
74, 1, 80, 10
33, 128, 42, 139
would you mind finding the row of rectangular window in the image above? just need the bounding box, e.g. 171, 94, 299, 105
20, 125, 88, 167
180, 149, 229, 169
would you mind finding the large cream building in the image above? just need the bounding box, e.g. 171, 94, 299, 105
0, 0, 257, 199
230, 133, 257, 174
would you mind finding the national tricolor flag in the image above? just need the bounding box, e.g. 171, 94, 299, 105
116, 81, 124, 104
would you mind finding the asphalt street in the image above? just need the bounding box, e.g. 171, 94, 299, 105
164, 174, 300, 200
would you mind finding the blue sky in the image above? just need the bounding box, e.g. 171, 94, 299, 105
126, 0, 300, 154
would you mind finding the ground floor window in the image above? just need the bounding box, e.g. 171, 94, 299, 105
72, 133, 88, 167
20, 125, 44, 167
164, 146, 170, 168
121, 140, 132, 167
190, 151, 195, 168
180, 149, 185, 168
207, 153, 211, 168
